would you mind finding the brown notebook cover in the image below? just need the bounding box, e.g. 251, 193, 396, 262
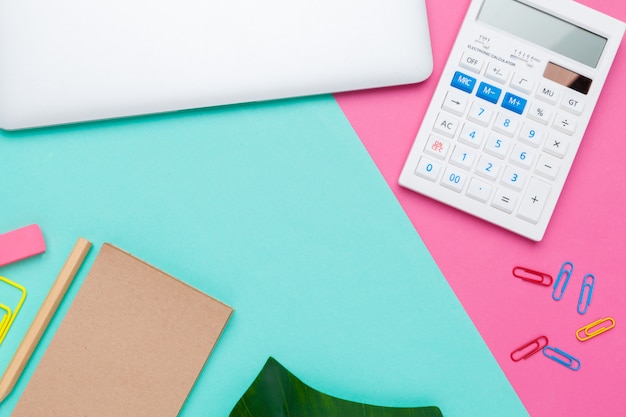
13, 243, 233, 417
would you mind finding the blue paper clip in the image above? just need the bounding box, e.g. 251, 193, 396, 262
542, 346, 580, 371
577, 273, 595, 315
552, 261, 573, 301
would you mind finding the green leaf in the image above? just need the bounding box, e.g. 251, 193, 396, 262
229, 357, 443, 417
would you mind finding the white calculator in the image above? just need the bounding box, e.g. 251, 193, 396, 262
399, 0, 625, 241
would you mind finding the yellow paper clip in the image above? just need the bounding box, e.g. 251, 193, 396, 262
0, 276, 27, 345
0, 304, 12, 337
576, 317, 615, 342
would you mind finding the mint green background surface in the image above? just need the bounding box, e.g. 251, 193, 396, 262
0, 96, 528, 417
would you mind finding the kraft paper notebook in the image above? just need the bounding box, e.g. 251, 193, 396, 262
12, 243, 233, 417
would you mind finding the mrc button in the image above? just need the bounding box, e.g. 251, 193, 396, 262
451, 71, 477, 94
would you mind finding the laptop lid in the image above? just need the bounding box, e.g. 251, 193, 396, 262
0, 0, 432, 130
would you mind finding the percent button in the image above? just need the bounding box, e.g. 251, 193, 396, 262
527, 102, 552, 125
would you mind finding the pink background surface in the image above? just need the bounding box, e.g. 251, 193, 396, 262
336, 1, 626, 416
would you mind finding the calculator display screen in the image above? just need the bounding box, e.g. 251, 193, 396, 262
477, 0, 607, 68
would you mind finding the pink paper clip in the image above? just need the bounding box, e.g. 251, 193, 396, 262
510, 336, 549, 361
512, 267, 553, 286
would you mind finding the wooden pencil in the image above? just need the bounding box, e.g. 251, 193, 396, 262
0, 237, 92, 403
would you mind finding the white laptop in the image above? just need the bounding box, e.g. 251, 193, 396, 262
0, 0, 433, 130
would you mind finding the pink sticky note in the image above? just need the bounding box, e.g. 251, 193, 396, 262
0, 224, 46, 266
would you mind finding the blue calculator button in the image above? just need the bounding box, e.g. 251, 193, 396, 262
451, 71, 476, 93
476, 82, 502, 104
502, 92, 527, 114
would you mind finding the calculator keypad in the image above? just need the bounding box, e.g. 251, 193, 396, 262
408, 54, 584, 235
